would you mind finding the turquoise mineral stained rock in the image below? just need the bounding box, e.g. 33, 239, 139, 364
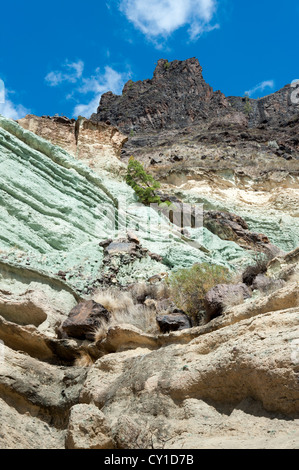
0, 115, 259, 293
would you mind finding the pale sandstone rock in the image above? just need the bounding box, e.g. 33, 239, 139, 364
17, 115, 128, 175
0, 397, 65, 449
0, 345, 87, 448
0, 314, 99, 363
65, 404, 115, 449
0, 346, 87, 418
79, 306, 299, 449
0, 261, 79, 337
222, 281, 299, 321
99, 324, 158, 353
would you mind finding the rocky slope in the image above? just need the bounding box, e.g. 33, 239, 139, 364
91, 57, 299, 254
0, 247, 298, 449
1, 114, 273, 297
18, 114, 128, 175
0, 57, 299, 449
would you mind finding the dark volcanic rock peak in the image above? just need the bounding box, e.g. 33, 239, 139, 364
91, 57, 298, 137
91, 58, 228, 133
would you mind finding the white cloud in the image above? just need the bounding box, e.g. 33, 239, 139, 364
245, 80, 275, 98
0, 80, 30, 119
0, 100, 29, 120
119, 0, 218, 40
74, 66, 131, 118
45, 61, 131, 119
45, 60, 84, 87
0, 79, 5, 103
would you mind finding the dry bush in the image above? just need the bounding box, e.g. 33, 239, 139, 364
168, 263, 231, 325
93, 318, 109, 343
74, 351, 94, 367
112, 305, 159, 335
242, 253, 273, 286
93, 289, 134, 313
129, 281, 170, 303
92, 287, 160, 341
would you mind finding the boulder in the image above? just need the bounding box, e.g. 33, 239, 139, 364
252, 274, 286, 293
203, 210, 278, 253
61, 300, 110, 340
156, 310, 192, 333
204, 283, 252, 323
65, 404, 115, 449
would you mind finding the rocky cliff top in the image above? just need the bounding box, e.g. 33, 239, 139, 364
91, 58, 228, 133
91, 57, 299, 136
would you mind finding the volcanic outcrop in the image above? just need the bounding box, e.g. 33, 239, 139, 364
0, 57, 299, 450
92, 58, 299, 134
90, 58, 299, 255
91, 58, 299, 160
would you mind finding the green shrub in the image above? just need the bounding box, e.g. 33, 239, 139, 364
168, 263, 231, 325
244, 96, 253, 116
126, 156, 162, 205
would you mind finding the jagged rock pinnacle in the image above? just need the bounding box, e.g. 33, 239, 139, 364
91, 57, 298, 135
91, 58, 228, 133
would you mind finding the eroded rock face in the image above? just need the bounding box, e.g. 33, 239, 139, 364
80, 307, 299, 449
1, 59, 299, 449
17, 115, 128, 174
97, 235, 165, 288
4, 115, 255, 293
92, 58, 299, 137
0, 260, 78, 336
203, 210, 281, 254
92, 58, 229, 133
91, 57, 299, 159
0, 250, 298, 449
89, 58, 299, 255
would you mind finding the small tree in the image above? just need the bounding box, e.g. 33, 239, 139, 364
244, 95, 253, 116
126, 157, 162, 205
168, 263, 231, 325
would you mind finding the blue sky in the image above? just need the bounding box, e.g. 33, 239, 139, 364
0, 0, 298, 119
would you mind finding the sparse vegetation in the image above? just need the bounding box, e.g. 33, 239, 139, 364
164, 61, 170, 70
167, 263, 231, 325
92, 287, 160, 337
244, 96, 253, 116
126, 156, 163, 205
74, 351, 94, 367
93, 289, 134, 313
242, 253, 272, 286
